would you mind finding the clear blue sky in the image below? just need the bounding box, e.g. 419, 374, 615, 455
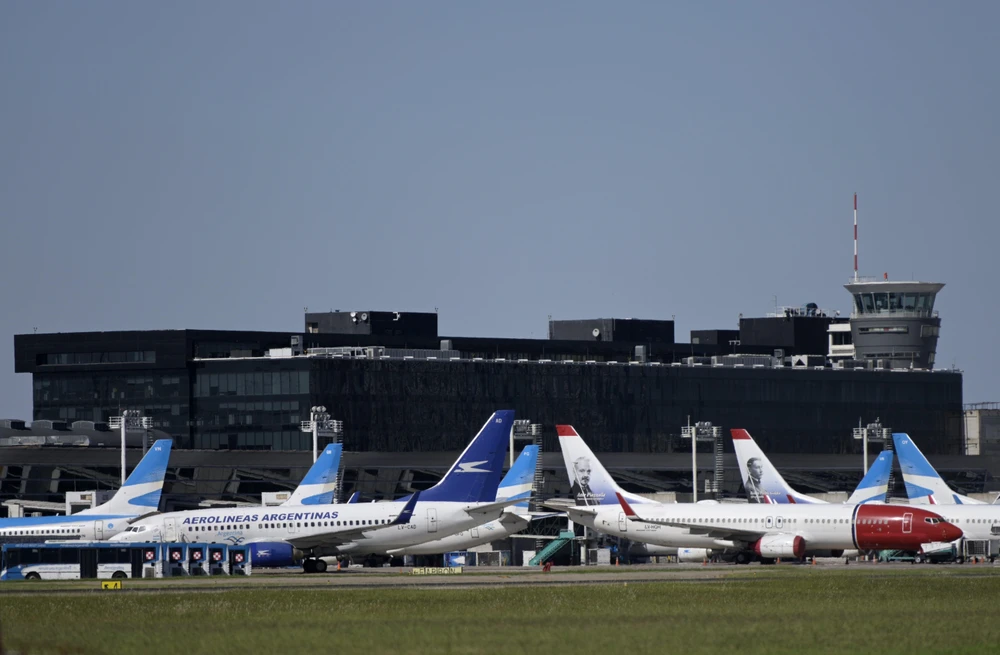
2, 1, 998, 419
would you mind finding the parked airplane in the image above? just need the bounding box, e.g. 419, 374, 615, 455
733, 429, 893, 505
112, 411, 523, 572
894, 433, 987, 505
615, 491, 961, 563
0, 440, 173, 543
386, 444, 540, 556
555, 426, 960, 563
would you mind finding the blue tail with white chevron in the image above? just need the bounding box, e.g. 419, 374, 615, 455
79, 439, 173, 515
414, 410, 513, 503
845, 449, 894, 504
497, 445, 539, 514
283, 443, 343, 505
894, 433, 984, 505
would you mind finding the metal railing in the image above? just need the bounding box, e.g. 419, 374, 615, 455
850, 309, 939, 319
965, 402, 1000, 412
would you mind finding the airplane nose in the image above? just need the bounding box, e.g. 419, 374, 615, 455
943, 521, 963, 542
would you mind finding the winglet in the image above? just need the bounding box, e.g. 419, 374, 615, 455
616, 492, 637, 518
393, 491, 420, 525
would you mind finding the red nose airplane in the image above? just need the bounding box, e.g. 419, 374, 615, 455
616, 493, 962, 563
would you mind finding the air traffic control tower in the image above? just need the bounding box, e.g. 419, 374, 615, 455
844, 276, 944, 369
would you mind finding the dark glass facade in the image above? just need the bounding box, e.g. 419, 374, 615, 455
316, 359, 963, 455
32, 370, 190, 440
13, 328, 965, 456
4, 325, 969, 509
191, 364, 311, 450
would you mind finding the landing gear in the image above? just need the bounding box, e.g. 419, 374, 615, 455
303, 557, 330, 573
734, 552, 751, 565
759, 558, 777, 566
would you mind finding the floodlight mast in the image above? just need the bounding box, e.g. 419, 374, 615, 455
300, 406, 342, 463
853, 418, 890, 475
681, 418, 722, 502
108, 410, 153, 485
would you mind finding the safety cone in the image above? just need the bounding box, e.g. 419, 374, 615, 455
702, 558, 707, 567
615, 557, 619, 566
811, 556, 816, 566
336, 560, 341, 572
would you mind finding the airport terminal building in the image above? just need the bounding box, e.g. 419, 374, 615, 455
5, 279, 986, 514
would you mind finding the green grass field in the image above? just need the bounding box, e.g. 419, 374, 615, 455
3, 570, 999, 654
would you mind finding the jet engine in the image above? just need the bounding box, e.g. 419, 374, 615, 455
753, 534, 805, 559
248, 542, 304, 568
677, 548, 711, 563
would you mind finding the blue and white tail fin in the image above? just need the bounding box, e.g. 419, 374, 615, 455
346, 491, 361, 504
731, 429, 821, 504
417, 411, 513, 503
497, 445, 539, 515
283, 444, 342, 506
893, 433, 984, 505
556, 425, 648, 506
80, 439, 173, 516
845, 450, 894, 504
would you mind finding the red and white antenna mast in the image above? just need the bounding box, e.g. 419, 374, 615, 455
853, 193, 858, 282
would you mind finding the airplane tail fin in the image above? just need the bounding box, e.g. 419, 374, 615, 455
845, 449, 893, 504
497, 445, 539, 514
893, 433, 984, 505
282, 444, 343, 506
556, 425, 648, 506
346, 491, 361, 504
418, 411, 513, 503
731, 429, 821, 504
80, 440, 173, 516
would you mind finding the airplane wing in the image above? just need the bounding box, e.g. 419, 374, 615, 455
285, 492, 420, 550
540, 503, 598, 524
615, 493, 766, 541
464, 497, 530, 518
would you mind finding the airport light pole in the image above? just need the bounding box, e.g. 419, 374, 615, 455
108, 410, 152, 486
853, 418, 891, 474
300, 406, 342, 463
681, 419, 722, 502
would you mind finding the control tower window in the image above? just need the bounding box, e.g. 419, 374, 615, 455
874, 293, 888, 312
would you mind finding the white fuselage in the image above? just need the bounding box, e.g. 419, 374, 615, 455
110, 501, 507, 556
0, 515, 134, 543
577, 503, 862, 551
388, 514, 530, 556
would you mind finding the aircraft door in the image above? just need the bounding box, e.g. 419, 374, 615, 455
164, 519, 178, 542
765, 516, 773, 529
93, 521, 104, 540
619, 512, 627, 533
902, 513, 913, 534
775, 516, 784, 529
427, 508, 438, 533
471, 526, 480, 539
